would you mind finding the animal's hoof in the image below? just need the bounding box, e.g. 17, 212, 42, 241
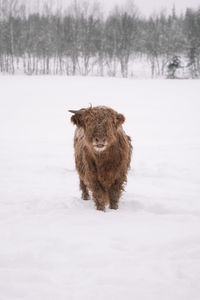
82, 197, 90, 200
82, 193, 90, 200
109, 204, 118, 210
96, 205, 105, 212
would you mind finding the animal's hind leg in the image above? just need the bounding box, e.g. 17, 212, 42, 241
80, 179, 90, 200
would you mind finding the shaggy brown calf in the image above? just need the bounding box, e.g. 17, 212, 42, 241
69, 106, 132, 211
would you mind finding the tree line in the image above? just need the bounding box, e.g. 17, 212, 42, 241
0, 0, 200, 78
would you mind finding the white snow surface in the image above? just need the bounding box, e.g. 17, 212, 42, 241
0, 76, 200, 300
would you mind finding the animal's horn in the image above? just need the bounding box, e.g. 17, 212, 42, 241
68, 109, 83, 114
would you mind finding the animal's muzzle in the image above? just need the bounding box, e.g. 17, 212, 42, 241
96, 144, 105, 148
93, 136, 107, 151
94, 137, 106, 147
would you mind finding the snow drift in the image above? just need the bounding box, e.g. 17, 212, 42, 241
0, 76, 200, 300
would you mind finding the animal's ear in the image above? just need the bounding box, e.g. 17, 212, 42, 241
70, 114, 83, 127
116, 113, 125, 127
69, 110, 84, 127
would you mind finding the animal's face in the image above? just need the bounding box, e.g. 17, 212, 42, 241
69, 106, 125, 153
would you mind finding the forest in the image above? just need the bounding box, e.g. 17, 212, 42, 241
0, 0, 200, 78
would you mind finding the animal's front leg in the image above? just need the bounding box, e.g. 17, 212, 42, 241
108, 179, 125, 210
84, 153, 108, 211
90, 181, 109, 211
92, 191, 109, 211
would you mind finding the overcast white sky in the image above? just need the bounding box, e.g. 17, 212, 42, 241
102, 0, 200, 16
28, 0, 200, 16
112, 0, 200, 15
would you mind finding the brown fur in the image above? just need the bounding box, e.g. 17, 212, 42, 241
69, 106, 132, 211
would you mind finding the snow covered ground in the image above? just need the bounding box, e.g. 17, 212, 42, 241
0, 76, 200, 300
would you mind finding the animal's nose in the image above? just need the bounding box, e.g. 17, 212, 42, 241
95, 137, 106, 144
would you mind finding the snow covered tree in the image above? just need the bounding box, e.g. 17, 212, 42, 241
184, 8, 200, 78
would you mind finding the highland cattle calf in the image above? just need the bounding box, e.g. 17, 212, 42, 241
69, 106, 132, 211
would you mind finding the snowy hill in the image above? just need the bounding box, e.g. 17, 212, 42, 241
0, 76, 200, 299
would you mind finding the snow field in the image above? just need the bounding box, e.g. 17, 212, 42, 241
0, 76, 200, 299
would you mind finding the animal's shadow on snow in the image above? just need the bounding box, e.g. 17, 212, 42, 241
120, 194, 173, 215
